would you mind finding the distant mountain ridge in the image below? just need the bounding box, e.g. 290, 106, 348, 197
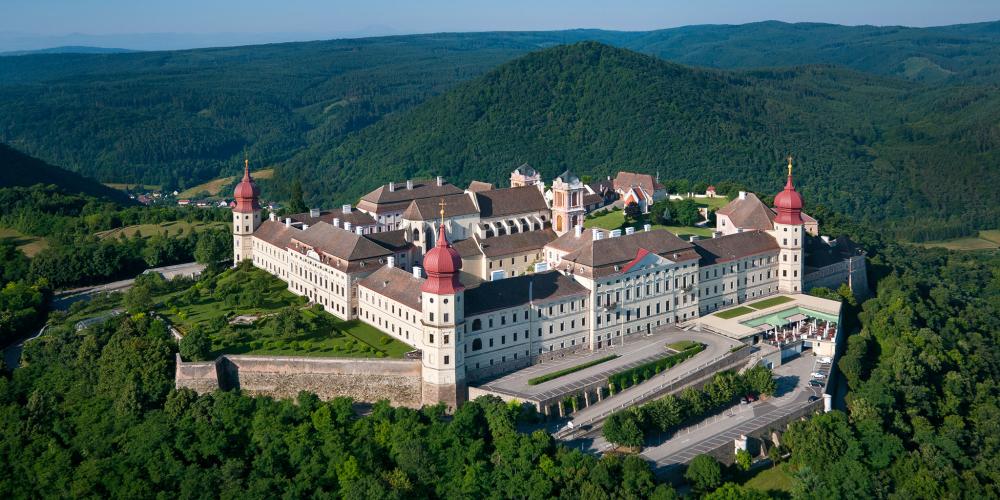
0, 46, 137, 57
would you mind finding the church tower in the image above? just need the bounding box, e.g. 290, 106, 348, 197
550, 170, 585, 235
771, 157, 805, 293
419, 204, 466, 408
232, 158, 261, 263
510, 163, 541, 187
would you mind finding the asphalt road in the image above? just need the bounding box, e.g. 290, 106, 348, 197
3, 262, 205, 369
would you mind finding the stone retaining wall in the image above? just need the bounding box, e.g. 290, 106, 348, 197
176, 354, 424, 408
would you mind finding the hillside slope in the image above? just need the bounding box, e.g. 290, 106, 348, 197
0, 21, 998, 191
286, 43, 999, 237
0, 143, 132, 204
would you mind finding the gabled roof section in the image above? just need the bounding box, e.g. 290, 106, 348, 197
254, 220, 296, 248
364, 229, 412, 252
477, 229, 557, 258
613, 171, 663, 194
557, 229, 699, 278
464, 271, 588, 316
715, 192, 775, 231
475, 185, 549, 218
401, 193, 478, 221
289, 208, 375, 227
358, 265, 424, 311
291, 221, 393, 261
468, 181, 494, 192
357, 180, 463, 214
693, 230, 780, 266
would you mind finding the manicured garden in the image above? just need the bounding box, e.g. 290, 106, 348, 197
746, 295, 794, 310
608, 342, 705, 391
149, 264, 410, 360
583, 208, 713, 238
714, 306, 754, 319
527, 354, 619, 386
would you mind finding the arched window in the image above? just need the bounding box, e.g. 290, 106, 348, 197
472, 338, 482, 351
413, 228, 420, 241
472, 318, 482, 331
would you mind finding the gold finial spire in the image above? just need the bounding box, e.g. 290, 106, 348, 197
786, 155, 793, 177
439, 198, 446, 226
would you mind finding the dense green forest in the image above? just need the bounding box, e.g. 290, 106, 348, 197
289, 42, 999, 240
0, 22, 998, 238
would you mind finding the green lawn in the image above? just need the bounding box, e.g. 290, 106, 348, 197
528, 355, 619, 385
584, 210, 712, 238
715, 306, 755, 319
747, 295, 794, 310
96, 220, 227, 240
0, 226, 49, 256
666, 340, 700, 351
159, 265, 410, 359
742, 463, 794, 496
693, 196, 731, 210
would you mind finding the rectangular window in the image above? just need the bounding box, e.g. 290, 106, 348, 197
444, 355, 449, 365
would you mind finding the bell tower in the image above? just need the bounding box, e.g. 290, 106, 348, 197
551, 170, 585, 236
418, 202, 466, 408
770, 156, 805, 293
232, 158, 261, 263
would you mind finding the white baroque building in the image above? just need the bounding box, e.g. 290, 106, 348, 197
231, 159, 865, 406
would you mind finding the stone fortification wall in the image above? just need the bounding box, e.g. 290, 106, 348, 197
176, 354, 424, 408
804, 255, 868, 296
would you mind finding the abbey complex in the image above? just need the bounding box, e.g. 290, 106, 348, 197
225, 160, 865, 407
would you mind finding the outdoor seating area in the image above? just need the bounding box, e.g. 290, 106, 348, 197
757, 314, 838, 347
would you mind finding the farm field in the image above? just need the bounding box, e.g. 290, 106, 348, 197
917, 230, 1000, 251
177, 168, 273, 199
0, 226, 49, 256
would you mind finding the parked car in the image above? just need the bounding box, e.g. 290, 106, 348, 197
819, 356, 832, 363
811, 372, 826, 379
809, 380, 824, 387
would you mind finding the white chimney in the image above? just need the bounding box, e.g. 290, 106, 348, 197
574, 225, 583, 237
610, 229, 622, 238
344, 222, 353, 232
303, 224, 310, 231
284, 217, 291, 228
823, 394, 833, 413
309, 208, 320, 218
688, 235, 699, 242
413, 266, 422, 278
436, 176, 443, 187
333, 217, 340, 227
592, 228, 603, 240
713, 231, 722, 238
625, 227, 635, 235
406, 179, 413, 190
388, 181, 395, 192
342, 204, 351, 214
643, 224, 651, 232
387, 256, 395, 268
269, 212, 276, 221
355, 226, 364, 235
738, 191, 747, 200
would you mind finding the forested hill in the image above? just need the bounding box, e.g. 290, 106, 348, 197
0, 21, 998, 193
0, 143, 132, 205
284, 42, 999, 239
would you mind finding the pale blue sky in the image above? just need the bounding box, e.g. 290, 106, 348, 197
2, 0, 999, 50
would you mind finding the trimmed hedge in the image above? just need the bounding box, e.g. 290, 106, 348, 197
609, 343, 705, 390
527, 355, 619, 385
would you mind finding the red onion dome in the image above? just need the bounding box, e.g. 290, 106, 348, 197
773, 158, 804, 225
233, 159, 260, 213
420, 224, 464, 294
